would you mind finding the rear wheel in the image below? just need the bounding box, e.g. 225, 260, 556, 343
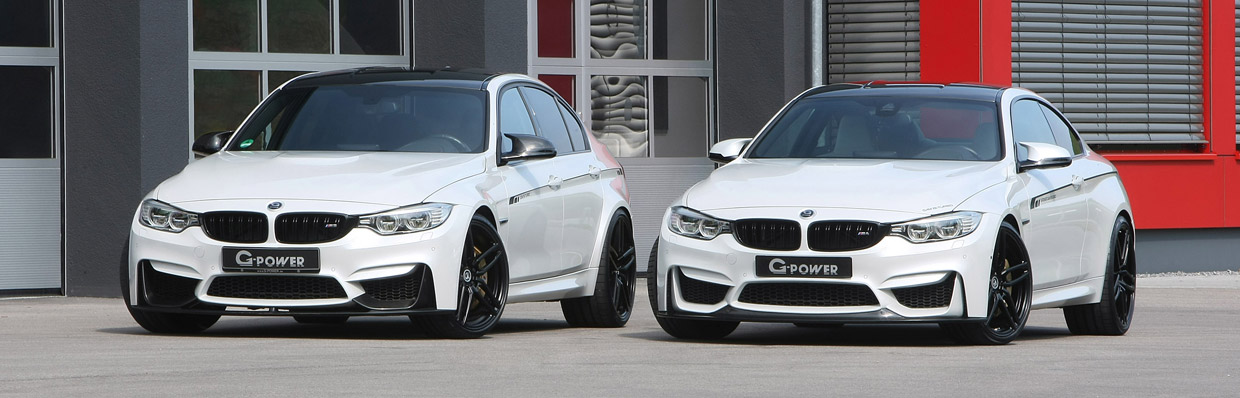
941, 222, 1032, 345
120, 239, 219, 334
1063, 216, 1135, 335
647, 241, 739, 339
561, 211, 637, 327
414, 215, 508, 339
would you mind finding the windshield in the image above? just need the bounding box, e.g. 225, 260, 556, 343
228, 84, 487, 153
747, 96, 1001, 161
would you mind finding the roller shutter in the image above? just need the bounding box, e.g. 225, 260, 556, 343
1013, 0, 1204, 145
827, 0, 920, 83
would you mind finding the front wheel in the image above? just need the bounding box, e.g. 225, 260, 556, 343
120, 239, 219, 334
941, 222, 1032, 345
414, 215, 509, 339
646, 240, 738, 339
560, 210, 637, 327
1063, 216, 1135, 335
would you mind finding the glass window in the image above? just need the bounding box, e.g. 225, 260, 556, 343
748, 96, 1000, 161
0, 0, 51, 47
193, 0, 259, 52
522, 87, 575, 154
267, 70, 312, 93
539, 74, 575, 107
537, 0, 574, 58
590, 0, 645, 59
651, 0, 706, 60
559, 102, 587, 151
0, 66, 53, 158
340, 0, 402, 55
193, 69, 261, 139
1011, 99, 1057, 160
652, 76, 707, 157
499, 88, 537, 153
590, 75, 648, 157
1039, 104, 1084, 155
268, 0, 330, 54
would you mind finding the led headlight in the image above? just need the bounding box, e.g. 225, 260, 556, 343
890, 211, 982, 243
139, 199, 200, 233
667, 206, 731, 240
359, 203, 452, 235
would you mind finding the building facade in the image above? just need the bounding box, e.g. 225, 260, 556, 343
0, 0, 1235, 296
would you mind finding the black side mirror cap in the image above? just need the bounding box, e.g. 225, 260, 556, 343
500, 133, 557, 165
192, 131, 235, 157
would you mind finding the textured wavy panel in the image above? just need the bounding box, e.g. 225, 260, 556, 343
590, 75, 648, 157
590, 0, 644, 59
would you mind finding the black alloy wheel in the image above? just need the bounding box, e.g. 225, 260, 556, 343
561, 211, 637, 327
415, 215, 508, 338
1064, 216, 1135, 335
942, 222, 1032, 345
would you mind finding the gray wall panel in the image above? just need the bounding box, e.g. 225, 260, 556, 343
484, 0, 527, 74
0, 169, 61, 290
139, 0, 189, 194
619, 158, 714, 272
717, 1, 790, 141
63, 0, 143, 297
1137, 228, 1240, 273
414, 0, 485, 69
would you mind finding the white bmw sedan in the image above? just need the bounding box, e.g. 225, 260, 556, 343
649, 83, 1136, 344
124, 68, 637, 338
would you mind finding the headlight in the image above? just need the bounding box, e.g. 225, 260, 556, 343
358, 203, 452, 235
139, 199, 200, 233
890, 211, 982, 243
667, 206, 731, 240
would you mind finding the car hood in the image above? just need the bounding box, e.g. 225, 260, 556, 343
155, 151, 486, 207
684, 158, 1007, 216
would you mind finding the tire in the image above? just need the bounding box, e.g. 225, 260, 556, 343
646, 241, 739, 339
293, 315, 349, 324
941, 222, 1032, 345
120, 239, 220, 334
560, 210, 637, 327
1063, 216, 1135, 335
414, 214, 509, 339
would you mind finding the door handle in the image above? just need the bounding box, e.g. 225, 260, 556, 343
588, 165, 601, 179
548, 175, 562, 190
1070, 175, 1084, 191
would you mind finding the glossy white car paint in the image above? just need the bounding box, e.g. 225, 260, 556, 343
128, 72, 630, 316
651, 85, 1132, 326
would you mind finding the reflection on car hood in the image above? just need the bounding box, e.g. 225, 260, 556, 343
685, 158, 1007, 216
156, 151, 486, 207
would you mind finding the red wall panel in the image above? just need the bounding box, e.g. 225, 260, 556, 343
1105, 155, 1225, 229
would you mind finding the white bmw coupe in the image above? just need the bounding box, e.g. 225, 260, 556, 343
124, 68, 636, 338
649, 83, 1136, 344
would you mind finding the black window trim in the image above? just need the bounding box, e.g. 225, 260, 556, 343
1011, 96, 1088, 160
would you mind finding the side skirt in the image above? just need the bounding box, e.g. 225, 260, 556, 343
507, 268, 597, 303
1031, 276, 1104, 309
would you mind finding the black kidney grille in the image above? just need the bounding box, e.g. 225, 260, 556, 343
738, 283, 878, 307
807, 221, 886, 252
201, 211, 268, 243
141, 262, 200, 307
207, 275, 346, 300
275, 213, 356, 244
732, 219, 801, 251
892, 276, 955, 309
677, 270, 730, 305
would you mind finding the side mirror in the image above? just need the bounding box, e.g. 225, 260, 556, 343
708, 138, 752, 164
1017, 141, 1072, 171
500, 133, 557, 165
192, 131, 234, 157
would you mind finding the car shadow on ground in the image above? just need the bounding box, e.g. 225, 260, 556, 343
622, 324, 1072, 347
97, 316, 575, 340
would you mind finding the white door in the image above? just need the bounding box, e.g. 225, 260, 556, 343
496, 87, 566, 282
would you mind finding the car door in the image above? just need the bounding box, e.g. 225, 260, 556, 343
496, 86, 565, 283
1011, 98, 1089, 289
519, 86, 606, 273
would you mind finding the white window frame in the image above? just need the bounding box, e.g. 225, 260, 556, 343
526, 0, 716, 158
0, 0, 61, 168
187, 0, 411, 159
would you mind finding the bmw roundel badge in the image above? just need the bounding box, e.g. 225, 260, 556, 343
800, 209, 814, 218
268, 201, 283, 211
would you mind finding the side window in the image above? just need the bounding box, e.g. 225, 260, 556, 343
1010, 99, 1056, 160
1038, 104, 1084, 155
499, 88, 537, 153
558, 102, 587, 152
520, 87, 575, 154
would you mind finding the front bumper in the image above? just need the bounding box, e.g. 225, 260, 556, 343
127, 200, 471, 316
652, 210, 1000, 323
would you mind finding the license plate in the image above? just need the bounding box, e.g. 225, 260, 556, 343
222, 247, 320, 273
755, 256, 852, 278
